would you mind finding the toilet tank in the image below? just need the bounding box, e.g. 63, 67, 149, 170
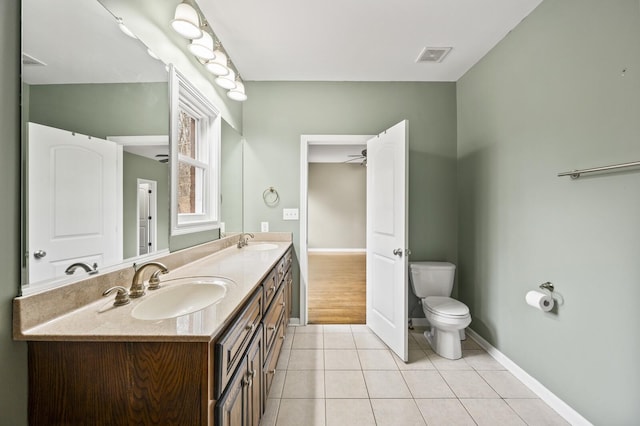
409, 262, 456, 298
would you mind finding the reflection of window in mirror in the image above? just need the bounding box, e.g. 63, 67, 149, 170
169, 66, 221, 235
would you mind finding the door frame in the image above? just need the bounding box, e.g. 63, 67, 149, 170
136, 178, 158, 256
299, 134, 373, 326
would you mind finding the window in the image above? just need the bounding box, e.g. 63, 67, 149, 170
169, 66, 221, 235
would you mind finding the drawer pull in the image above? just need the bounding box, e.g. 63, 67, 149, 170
267, 369, 276, 375
245, 323, 256, 332
268, 285, 276, 293
281, 302, 286, 308
268, 325, 276, 331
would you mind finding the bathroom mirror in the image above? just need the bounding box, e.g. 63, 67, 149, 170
20, 0, 243, 292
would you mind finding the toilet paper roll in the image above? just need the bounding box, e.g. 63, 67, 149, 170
525, 290, 554, 312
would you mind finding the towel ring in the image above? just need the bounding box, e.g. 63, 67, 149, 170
263, 187, 280, 206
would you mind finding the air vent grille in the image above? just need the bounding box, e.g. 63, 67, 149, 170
415, 47, 452, 63
22, 53, 47, 66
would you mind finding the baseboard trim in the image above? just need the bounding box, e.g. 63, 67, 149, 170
307, 248, 366, 253
466, 328, 592, 426
288, 317, 301, 326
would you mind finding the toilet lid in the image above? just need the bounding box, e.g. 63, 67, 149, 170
423, 296, 469, 318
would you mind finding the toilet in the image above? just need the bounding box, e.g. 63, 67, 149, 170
409, 261, 471, 360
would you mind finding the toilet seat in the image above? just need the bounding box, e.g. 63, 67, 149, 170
423, 296, 469, 319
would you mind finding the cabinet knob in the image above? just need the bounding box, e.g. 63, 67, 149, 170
268, 325, 276, 331
245, 323, 256, 332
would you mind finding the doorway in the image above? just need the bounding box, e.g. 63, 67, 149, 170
299, 134, 372, 325
137, 179, 158, 256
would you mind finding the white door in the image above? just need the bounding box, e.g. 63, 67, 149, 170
366, 120, 409, 361
28, 123, 122, 283
138, 183, 151, 255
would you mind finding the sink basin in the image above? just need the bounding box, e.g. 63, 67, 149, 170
244, 243, 278, 251
131, 277, 232, 320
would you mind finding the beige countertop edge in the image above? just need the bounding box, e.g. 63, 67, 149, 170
15, 238, 292, 343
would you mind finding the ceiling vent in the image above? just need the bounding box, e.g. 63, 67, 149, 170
22, 53, 47, 66
415, 47, 452, 63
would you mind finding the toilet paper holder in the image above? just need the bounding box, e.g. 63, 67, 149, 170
539, 282, 554, 293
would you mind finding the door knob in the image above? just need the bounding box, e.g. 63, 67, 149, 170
33, 250, 47, 259
393, 248, 403, 257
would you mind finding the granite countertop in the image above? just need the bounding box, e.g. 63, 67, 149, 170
14, 239, 291, 343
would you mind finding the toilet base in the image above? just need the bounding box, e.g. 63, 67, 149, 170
424, 328, 463, 360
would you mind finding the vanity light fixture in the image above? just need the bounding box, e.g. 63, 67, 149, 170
171, 2, 202, 39
117, 18, 137, 39
205, 49, 230, 76
188, 31, 215, 61
227, 80, 247, 102
215, 68, 237, 90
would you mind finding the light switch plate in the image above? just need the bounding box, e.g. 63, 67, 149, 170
282, 208, 299, 221
261, 221, 269, 232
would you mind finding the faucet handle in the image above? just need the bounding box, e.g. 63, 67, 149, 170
148, 269, 169, 291
102, 286, 131, 307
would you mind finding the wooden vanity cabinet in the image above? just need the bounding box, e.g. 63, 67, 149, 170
27, 246, 294, 426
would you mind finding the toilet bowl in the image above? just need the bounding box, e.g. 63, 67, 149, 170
421, 296, 471, 360
409, 262, 471, 360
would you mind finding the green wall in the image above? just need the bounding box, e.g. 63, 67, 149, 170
0, 0, 28, 423
242, 82, 458, 318
457, 0, 640, 424
28, 82, 168, 139
122, 152, 170, 259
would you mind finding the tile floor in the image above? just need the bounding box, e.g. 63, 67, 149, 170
260, 324, 569, 426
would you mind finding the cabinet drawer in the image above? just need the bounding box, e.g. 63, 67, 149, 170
263, 287, 285, 352
215, 288, 263, 399
263, 320, 285, 399
262, 269, 278, 311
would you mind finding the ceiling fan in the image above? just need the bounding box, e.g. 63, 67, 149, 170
155, 154, 169, 163
344, 148, 367, 166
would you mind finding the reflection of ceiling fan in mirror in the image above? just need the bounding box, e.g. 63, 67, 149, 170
344, 148, 367, 166
155, 154, 169, 163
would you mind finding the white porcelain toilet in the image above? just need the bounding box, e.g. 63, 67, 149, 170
409, 261, 471, 360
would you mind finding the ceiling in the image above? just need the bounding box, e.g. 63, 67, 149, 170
198, 0, 543, 82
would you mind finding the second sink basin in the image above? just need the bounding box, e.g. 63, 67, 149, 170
244, 243, 278, 251
131, 277, 233, 320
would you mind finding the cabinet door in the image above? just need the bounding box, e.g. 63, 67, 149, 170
246, 326, 263, 425
216, 356, 248, 426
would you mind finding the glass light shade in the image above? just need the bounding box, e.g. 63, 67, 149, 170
117, 19, 137, 39
171, 3, 202, 39
188, 32, 215, 60
227, 82, 247, 101
205, 50, 229, 76
215, 68, 237, 90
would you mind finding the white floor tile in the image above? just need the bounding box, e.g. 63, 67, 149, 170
428, 352, 473, 371
358, 349, 398, 370
326, 399, 376, 426
479, 370, 538, 398
324, 332, 356, 349
324, 324, 353, 333
363, 370, 412, 398
287, 349, 324, 370
267, 370, 286, 399
292, 333, 324, 349
354, 332, 388, 349
461, 398, 527, 426
401, 370, 456, 398
506, 399, 571, 426
261, 397, 280, 426
324, 349, 361, 370
370, 399, 427, 426
415, 399, 476, 426
281, 370, 325, 399
276, 349, 290, 370
394, 349, 436, 370
276, 399, 325, 426
294, 324, 324, 334
440, 370, 500, 398
325, 370, 369, 398
463, 349, 506, 371
351, 324, 373, 333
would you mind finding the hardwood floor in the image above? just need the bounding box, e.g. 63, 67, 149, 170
308, 252, 366, 324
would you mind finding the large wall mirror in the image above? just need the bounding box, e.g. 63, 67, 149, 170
21, 0, 243, 293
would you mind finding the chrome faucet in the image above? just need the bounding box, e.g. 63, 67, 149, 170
237, 232, 255, 248
129, 262, 169, 298
65, 262, 99, 276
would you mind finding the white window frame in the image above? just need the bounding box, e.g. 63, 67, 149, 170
169, 65, 221, 236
